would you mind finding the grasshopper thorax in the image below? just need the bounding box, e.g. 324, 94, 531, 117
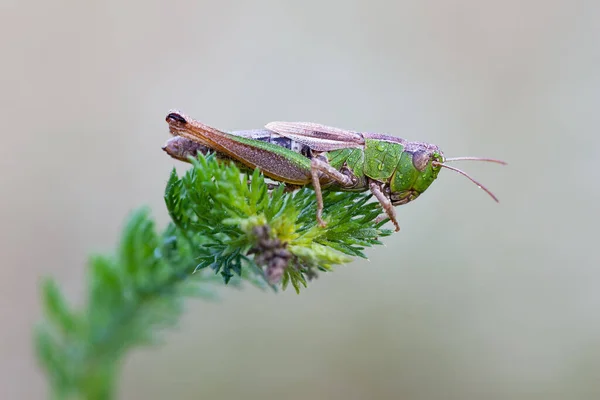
389, 142, 444, 205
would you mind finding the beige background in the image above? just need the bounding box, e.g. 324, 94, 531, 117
2, 1, 599, 399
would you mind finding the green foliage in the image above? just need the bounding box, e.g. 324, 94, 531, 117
35, 153, 391, 399
166, 154, 392, 289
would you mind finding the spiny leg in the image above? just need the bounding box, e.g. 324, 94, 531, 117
310, 157, 355, 227
369, 180, 400, 232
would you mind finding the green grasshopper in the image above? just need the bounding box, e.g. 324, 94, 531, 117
164, 111, 505, 231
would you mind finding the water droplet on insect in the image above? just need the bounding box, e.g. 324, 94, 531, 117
377, 144, 385, 151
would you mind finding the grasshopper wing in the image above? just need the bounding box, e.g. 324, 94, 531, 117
265, 121, 365, 152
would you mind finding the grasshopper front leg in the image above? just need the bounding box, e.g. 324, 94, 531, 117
309, 157, 355, 227
310, 158, 400, 231
368, 180, 400, 232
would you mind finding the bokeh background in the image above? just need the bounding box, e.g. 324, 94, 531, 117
2, 1, 599, 399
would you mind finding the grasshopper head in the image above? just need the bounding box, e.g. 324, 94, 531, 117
389, 143, 444, 205
390, 142, 505, 205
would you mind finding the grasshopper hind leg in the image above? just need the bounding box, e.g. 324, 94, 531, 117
369, 180, 401, 232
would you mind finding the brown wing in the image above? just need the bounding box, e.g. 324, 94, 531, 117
264, 121, 365, 152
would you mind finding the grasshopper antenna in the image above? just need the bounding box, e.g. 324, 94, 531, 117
432, 161, 500, 202
443, 157, 507, 165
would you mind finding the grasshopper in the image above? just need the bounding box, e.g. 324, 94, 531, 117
164, 111, 505, 231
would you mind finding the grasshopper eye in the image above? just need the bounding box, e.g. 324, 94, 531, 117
166, 112, 187, 124
412, 151, 430, 171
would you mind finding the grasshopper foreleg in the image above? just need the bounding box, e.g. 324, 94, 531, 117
310, 157, 355, 227
369, 180, 401, 232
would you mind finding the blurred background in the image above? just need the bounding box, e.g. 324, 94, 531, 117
2, 0, 599, 398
